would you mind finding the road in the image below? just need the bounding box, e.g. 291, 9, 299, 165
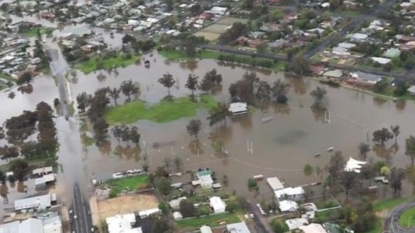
246, 199, 274, 233
70, 183, 93, 233
384, 200, 415, 233
303, 0, 397, 59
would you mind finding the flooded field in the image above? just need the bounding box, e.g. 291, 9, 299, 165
1, 52, 415, 208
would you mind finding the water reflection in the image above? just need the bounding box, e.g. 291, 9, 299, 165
113, 145, 141, 161
373, 96, 387, 107
395, 100, 406, 111
188, 140, 204, 156
273, 103, 291, 115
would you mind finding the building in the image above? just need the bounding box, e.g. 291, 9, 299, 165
285, 218, 309, 230
173, 211, 183, 220
0, 215, 62, 233
35, 174, 56, 189
229, 102, 248, 116
267, 177, 284, 191
193, 169, 214, 189
106, 213, 142, 233
344, 157, 367, 173
275, 187, 305, 201
14, 193, 55, 212
299, 223, 328, 233
200, 225, 213, 233
169, 197, 187, 209
408, 85, 415, 95
32, 167, 53, 178
279, 200, 299, 212
348, 71, 382, 86
209, 196, 226, 213
322, 70, 343, 80
227, 222, 251, 233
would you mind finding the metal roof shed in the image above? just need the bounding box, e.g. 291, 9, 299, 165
267, 177, 284, 191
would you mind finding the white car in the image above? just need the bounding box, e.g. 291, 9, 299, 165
74, 215, 77, 220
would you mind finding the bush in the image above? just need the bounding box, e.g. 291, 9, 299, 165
109, 189, 118, 198
53, 98, 60, 106
247, 178, 258, 189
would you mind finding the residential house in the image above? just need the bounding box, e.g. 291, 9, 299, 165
268, 39, 287, 50
192, 169, 214, 189
279, 200, 299, 212
200, 225, 213, 233
267, 177, 284, 191
227, 222, 251, 233
347, 71, 382, 87
173, 211, 183, 220
299, 223, 327, 233
383, 48, 401, 58
371, 57, 391, 65
322, 69, 343, 80
274, 187, 305, 201
32, 166, 53, 178
106, 213, 142, 233
285, 218, 309, 230
169, 197, 187, 209
407, 85, 415, 95
310, 65, 324, 76
0, 215, 62, 233
35, 173, 56, 189
229, 102, 248, 116
349, 33, 368, 42
209, 196, 226, 213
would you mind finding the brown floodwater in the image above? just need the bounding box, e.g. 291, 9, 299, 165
1, 52, 415, 209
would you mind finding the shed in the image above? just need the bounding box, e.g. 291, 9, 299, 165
15, 193, 52, 211
200, 225, 213, 233
285, 218, 308, 230
267, 177, 284, 191
173, 211, 183, 220
229, 102, 248, 116
279, 200, 299, 212
323, 70, 343, 79
209, 196, 226, 213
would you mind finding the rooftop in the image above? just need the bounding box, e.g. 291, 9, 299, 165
106, 213, 142, 233
0, 215, 62, 233
14, 193, 52, 211
227, 222, 251, 233
267, 177, 284, 191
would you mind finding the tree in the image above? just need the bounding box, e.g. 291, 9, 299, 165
328, 151, 346, 180
358, 143, 371, 160
186, 119, 202, 139
185, 40, 196, 57
390, 167, 405, 195
179, 199, 196, 217
158, 73, 175, 97
373, 128, 394, 145
207, 102, 230, 127
149, 216, 171, 233
340, 171, 358, 197
247, 178, 258, 190
271, 79, 290, 103
111, 125, 123, 144
120, 124, 130, 145
158, 202, 168, 214
222, 174, 229, 187
157, 177, 172, 195
271, 219, 288, 233
310, 87, 327, 109
76, 92, 91, 113
303, 164, 314, 176
391, 125, 400, 143
255, 81, 271, 101
286, 56, 310, 75
405, 135, 415, 165
163, 157, 172, 170
10, 159, 28, 182
173, 156, 183, 171
108, 87, 121, 105
120, 80, 140, 102
380, 166, 390, 176
129, 126, 141, 146
185, 74, 198, 100
16, 72, 32, 85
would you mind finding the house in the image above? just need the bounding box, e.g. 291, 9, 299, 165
227, 222, 251, 233
344, 157, 367, 173
34, 173, 56, 189
279, 200, 299, 212
285, 218, 309, 230
348, 71, 382, 86
407, 85, 415, 95
267, 177, 284, 191
32, 166, 53, 178
310, 66, 324, 76
209, 196, 226, 213
200, 225, 213, 233
383, 48, 401, 58
299, 223, 328, 233
106, 213, 142, 233
371, 57, 391, 65
275, 187, 305, 201
169, 197, 187, 209
194, 169, 214, 189
322, 70, 343, 80
0, 214, 62, 233
350, 33, 368, 42
14, 193, 55, 212
173, 211, 183, 220
229, 102, 248, 116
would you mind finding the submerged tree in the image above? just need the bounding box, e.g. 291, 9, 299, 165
373, 128, 393, 146
120, 80, 140, 102
358, 142, 371, 160
310, 86, 327, 109
390, 167, 405, 195
405, 135, 415, 165
390, 125, 400, 143
207, 102, 230, 127
158, 73, 175, 98
185, 74, 198, 101
271, 79, 290, 103
108, 87, 121, 105
186, 119, 202, 139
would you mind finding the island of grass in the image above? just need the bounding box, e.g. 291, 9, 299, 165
158, 49, 285, 71
104, 95, 217, 124
76, 53, 140, 74
103, 174, 150, 197
176, 213, 240, 229
398, 207, 415, 227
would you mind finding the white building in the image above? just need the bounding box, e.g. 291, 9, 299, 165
299, 223, 327, 233
274, 187, 305, 201
209, 196, 226, 213
408, 85, 415, 95
169, 197, 187, 209
193, 169, 214, 189
227, 222, 251, 233
106, 213, 142, 233
344, 157, 367, 173
173, 211, 183, 220
14, 193, 55, 212
285, 218, 309, 230
35, 174, 56, 189
267, 177, 284, 191
279, 200, 299, 212
229, 102, 248, 116
0, 215, 62, 233
200, 225, 213, 233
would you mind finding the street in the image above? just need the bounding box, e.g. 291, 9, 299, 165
384, 200, 415, 233
70, 183, 94, 233
246, 199, 274, 233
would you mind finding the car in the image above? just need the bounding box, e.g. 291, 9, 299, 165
74, 215, 77, 220
250, 213, 254, 218
69, 209, 73, 214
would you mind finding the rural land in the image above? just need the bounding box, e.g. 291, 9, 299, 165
1, 0, 415, 233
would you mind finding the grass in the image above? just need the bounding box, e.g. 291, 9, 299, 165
158, 49, 220, 61
76, 54, 139, 74
176, 213, 240, 229
399, 207, 415, 227
374, 197, 415, 212
0, 73, 16, 83
104, 95, 218, 125
23, 27, 54, 37
365, 217, 382, 233
105, 174, 150, 196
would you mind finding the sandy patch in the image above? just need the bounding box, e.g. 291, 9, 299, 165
95, 193, 159, 219
193, 31, 220, 41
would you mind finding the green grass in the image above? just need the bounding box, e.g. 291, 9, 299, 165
23, 27, 54, 37
104, 95, 218, 125
374, 197, 414, 211
76, 54, 139, 74
106, 174, 150, 195
158, 49, 220, 61
398, 207, 415, 227
365, 217, 382, 233
0, 73, 16, 83
176, 213, 240, 229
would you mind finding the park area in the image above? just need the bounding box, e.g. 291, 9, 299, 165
104, 95, 217, 124
194, 17, 248, 41
176, 213, 240, 231
75, 53, 140, 74
98, 174, 150, 197
399, 207, 415, 227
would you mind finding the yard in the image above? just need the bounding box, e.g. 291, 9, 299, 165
373, 197, 415, 211
398, 207, 415, 227
104, 95, 217, 124
101, 174, 150, 196
176, 213, 240, 230
76, 54, 140, 74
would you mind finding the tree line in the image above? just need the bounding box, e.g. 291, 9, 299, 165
218, 53, 275, 68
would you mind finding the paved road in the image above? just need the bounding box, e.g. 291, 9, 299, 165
384, 200, 415, 233
70, 183, 93, 233
246, 199, 274, 233
303, 0, 397, 59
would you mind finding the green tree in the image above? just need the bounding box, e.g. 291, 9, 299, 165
157, 177, 172, 195
158, 73, 175, 98
286, 56, 310, 75
247, 178, 258, 190
16, 72, 32, 85
358, 142, 371, 160
405, 135, 415, 165
380, 166, 390, 176
129, 126, 140, 146
271, 79, 290, 103
207, 102, 230, 127
390, 125, 400, 143
372, 128, 393, 145
271, 219, 288, 233
108, 87, 121, 105
186, 119, 202, 139
310, 86, 327, 109
185, 74, 198, 101
303, 164, 314, 176
120, 80, 140, 102
173, 156, 183, 171
179, 199, 196, 217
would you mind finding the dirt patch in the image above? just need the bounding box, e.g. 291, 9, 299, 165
193, 32, 220, 41
96, 193, 159, 219
200, 24, 229, 34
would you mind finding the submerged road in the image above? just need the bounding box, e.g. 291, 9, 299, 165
70, 183, 93, 233
384, 200, 415, 233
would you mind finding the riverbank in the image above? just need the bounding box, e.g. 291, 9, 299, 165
158, 49, 285, 71
104, 95, 217, 125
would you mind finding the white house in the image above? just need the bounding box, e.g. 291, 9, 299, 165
169, 197, 187, 209
209, 196, 226, 213
267, 177, 284, 191
279, 200, 299, 212
173, 211, 183, 220
229, 102, 248, 116
344, 157, 367, 173
408, 85, 415, 95
274, 187, 305, 201
0, 215, 62, 233
14, 193, 55, 212
193, 170, 214, 189
200, 225, 213, 233
106, 213, 142, 233
285, 218, 309, 230
299, 223, 328, 233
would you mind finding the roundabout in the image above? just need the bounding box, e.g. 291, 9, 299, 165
385, 200, 415, 233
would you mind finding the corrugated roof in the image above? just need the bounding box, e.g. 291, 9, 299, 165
14, 194, 51, 211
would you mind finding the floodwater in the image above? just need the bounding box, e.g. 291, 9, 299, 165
1, 52, 415, 209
